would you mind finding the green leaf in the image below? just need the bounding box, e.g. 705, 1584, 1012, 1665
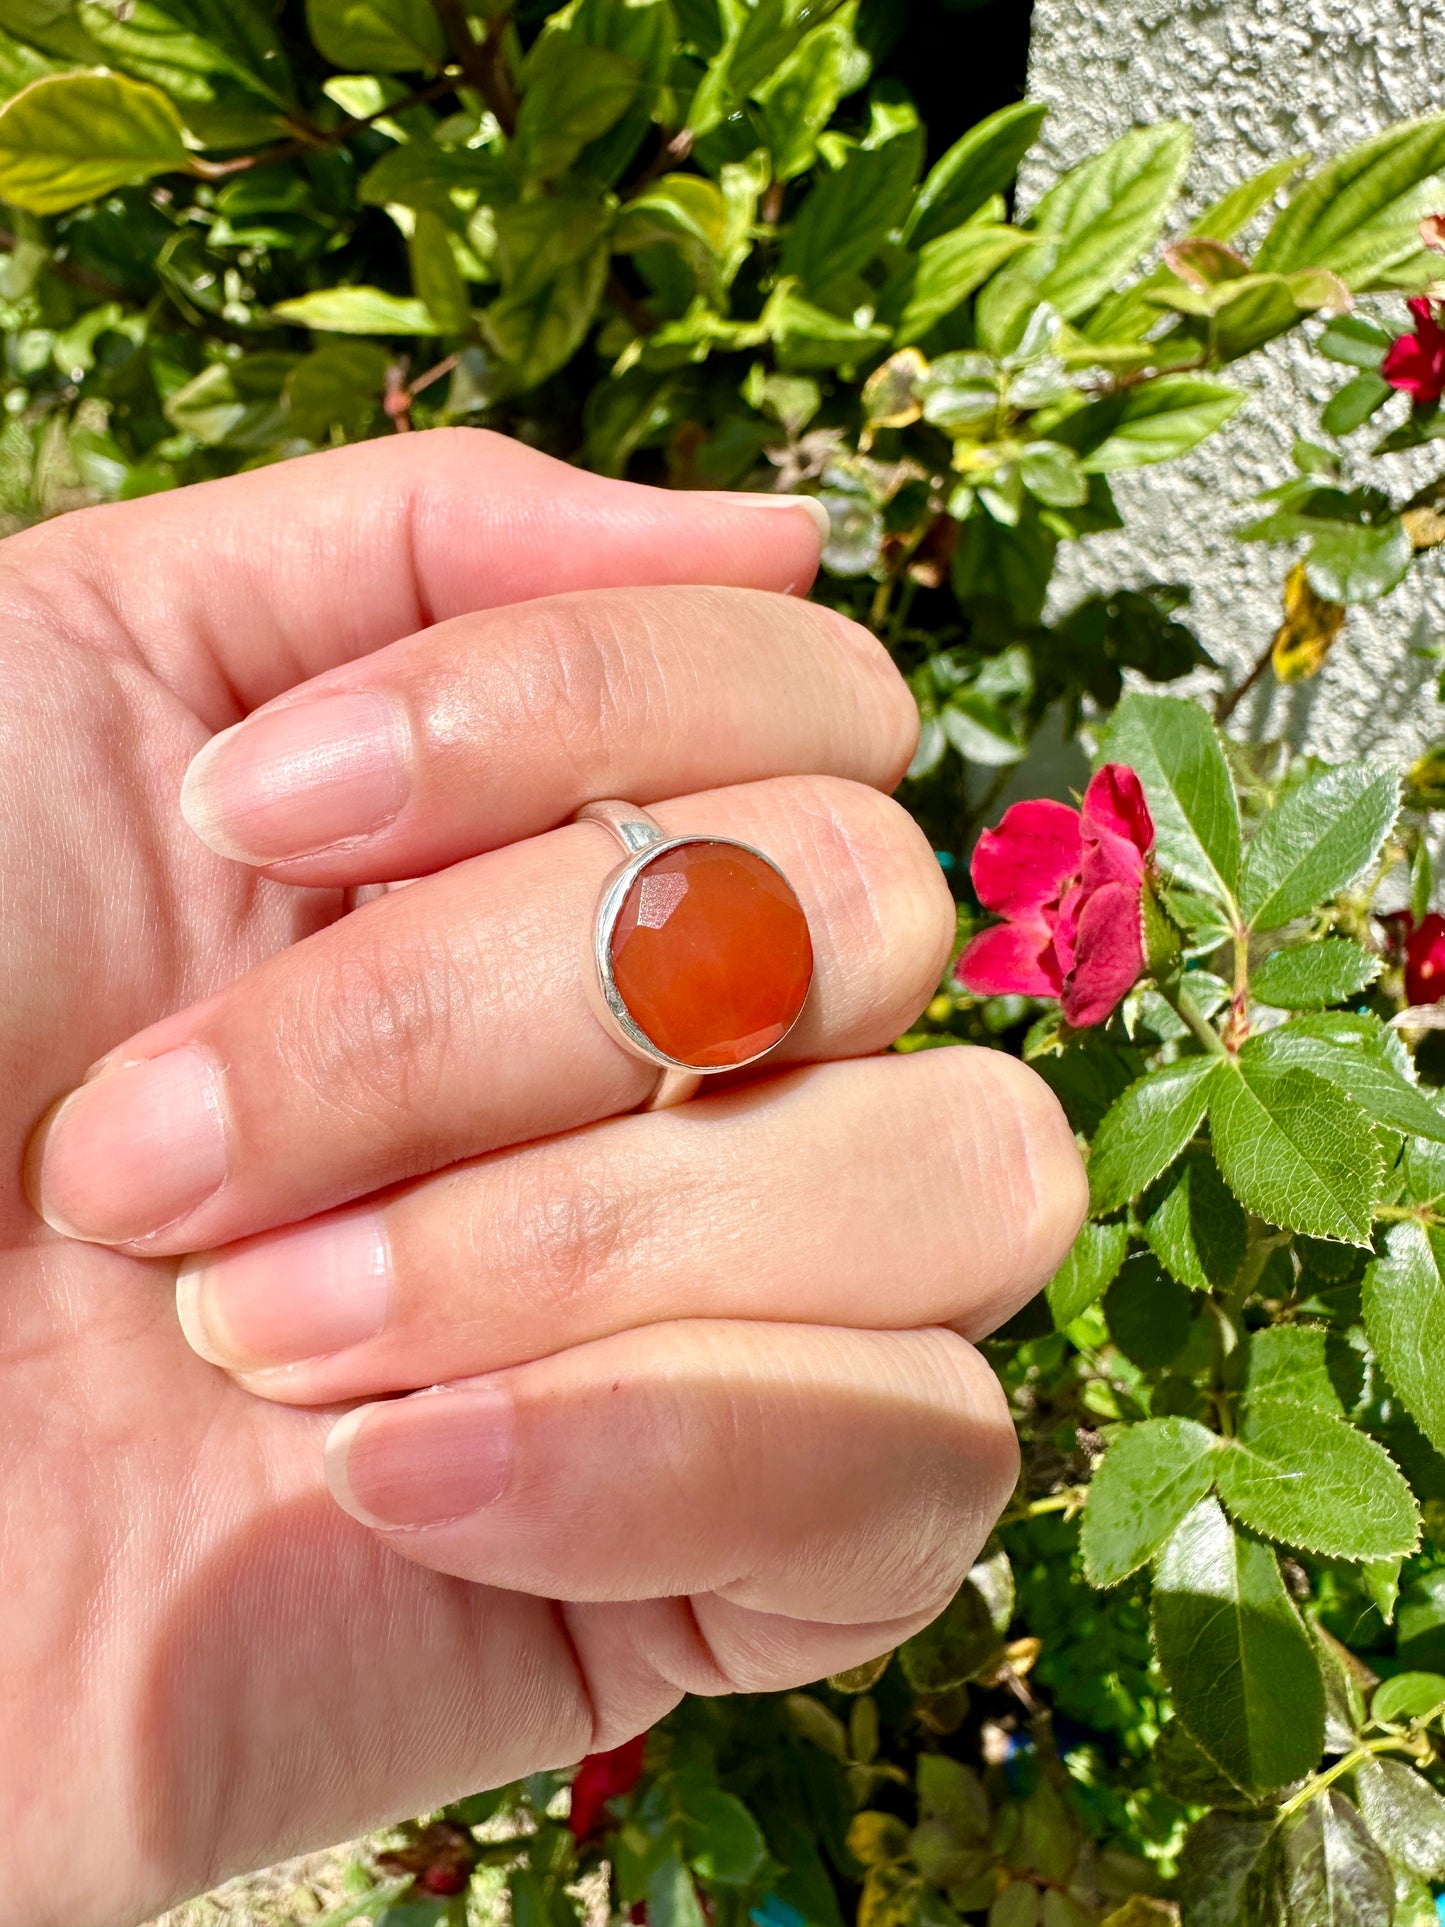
1215, 1398, 1419, 1560
1081, 1416, 1218, 1587
1105, 1252, 1197, 1369
514, 34, 639, 183
359, 137, 511, 212
408, 208, 470, 333
905, 100, 1047, 246
1208, 1060, 1385, 1244
1240, 761, 1400, 931
1252, 940, 1382, 1009
1045, 1219, 1128, 1327
976, 122, 1191, 350
894, 224, 1031, 345
305, 0, 445, 72
1363, 1222, 1445, 1455
1242, 1014, 1445, 1145
1176, 1812, 1279, 1927
1087, 1057, 1221, 1214
1320, 371, 1394, 436
0, 69, 187, 213
1267, 1792, 1393, 1927
756, 12, 858, 183
782, 102, 922, 294
1256, 115, 1445, 287
1307, 519, 1414, 604
1353, 1758, 1445, 1880
1156, 1721, 1254, 1808
1319, 314, 1394, 369
1152, 1496, 1324, 1796
486, 198, 612, 387
898, 1545, 1013, 1693
551, 0, 675, 185
647, 1853, 707, 1927
680, 1788, 768, 1886
1244, 1324, 1360, 1419
1146, 1151, 1247, 1292
1372, 1673, 1445, 1723
1073, 376, 1243, 474
616, 175, 729, 279
273, 286, 439, 334
1100, 691, 1241, 904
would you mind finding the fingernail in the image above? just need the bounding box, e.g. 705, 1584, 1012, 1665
325, 1384, 514, 1529
180, 691, 413, 865
29, 1045, 228, 1244
176, 1206, 390, 1371
695, 491, 832, 546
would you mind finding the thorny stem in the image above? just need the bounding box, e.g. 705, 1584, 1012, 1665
1165, 982, 1231, 1059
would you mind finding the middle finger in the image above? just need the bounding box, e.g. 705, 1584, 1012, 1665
29, 776, 954, 1254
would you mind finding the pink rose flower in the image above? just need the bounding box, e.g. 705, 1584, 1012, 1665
568, 1733, 648, 1840
954, 765, 1155, 1028
1383, 298, 1445, 407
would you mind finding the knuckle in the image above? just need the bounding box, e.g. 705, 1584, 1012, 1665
513, 595, 647, 785
907, 1331, 1020, 1596
931, 1050, 1088, 1328
805, 605, 921, 787
783, 775, 955, 1021
497, 1150, 641, 1314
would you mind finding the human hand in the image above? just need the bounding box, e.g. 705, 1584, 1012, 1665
9, 430, 1083, 1926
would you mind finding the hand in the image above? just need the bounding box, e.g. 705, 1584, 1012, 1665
6, 429, 1084, 1927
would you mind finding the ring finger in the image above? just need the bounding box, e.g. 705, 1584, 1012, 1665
28, 775, 955, 1254
174, 1049, 1085, 1402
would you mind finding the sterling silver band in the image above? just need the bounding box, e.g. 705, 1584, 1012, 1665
574, 800, 703, 1112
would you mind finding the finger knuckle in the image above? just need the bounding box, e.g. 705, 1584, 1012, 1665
931, 1050, 1087, 1319
514, 594, 648, 786
905, 1330, 1020, 1599
497, 1151, 642, 1313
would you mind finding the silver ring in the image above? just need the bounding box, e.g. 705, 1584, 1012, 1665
572, 800, 815, 1113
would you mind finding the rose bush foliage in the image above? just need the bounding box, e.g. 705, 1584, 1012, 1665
6, 2, 1445, 1923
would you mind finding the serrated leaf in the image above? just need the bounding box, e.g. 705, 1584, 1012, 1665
305, 0, 444, 72
1100, 691, 1241, 905
1152, 1496, 1324, 1795
1074, 376, 1243, 473
1208, 1060, 1385, 1244
1046, 1218, 1128, 1327
1244, 1324, 1361, 1419
1317, 1625, 1367, 1752
1242, 1017, 1445, 1144
1240, 761, 1400, 931
1253, 940, 1381, 1009
1256, 114, 1445, 287
1363, 1221, 1445, 1455
1266, 1792, 1393, 1927
273, 286, 439, 335
1105, 1252, 1197, 1369
1216, 1398, 1419, 1561
1353, 1757, 1445, 1880
905, 100, 1047, 245
0, 69, 187, 214
1081, 1417, 1218, 1587
1146, 1151, 1247, 1292
1155, 1720, 1255, 1809
1087, 1056, 1221, 1214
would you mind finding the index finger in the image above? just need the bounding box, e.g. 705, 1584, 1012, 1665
0, 428, 827, 724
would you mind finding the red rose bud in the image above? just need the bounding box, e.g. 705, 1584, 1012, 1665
1383, 298, 1445, 407
568, 1733, 648, 1840
955, 764, 1156, 1028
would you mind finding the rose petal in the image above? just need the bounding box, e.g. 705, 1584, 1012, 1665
970, 799, 1082, 917
1053, 880, 1084, 976
1383, 332, 1445, 406
1060, 879, 1145, 1027
1079, 766, 1152, 895
955, 917, 1063, 998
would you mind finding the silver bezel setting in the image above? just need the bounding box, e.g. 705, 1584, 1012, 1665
584, 832, 813, 1075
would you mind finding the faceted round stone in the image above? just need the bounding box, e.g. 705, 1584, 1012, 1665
608, 839, 813, 1069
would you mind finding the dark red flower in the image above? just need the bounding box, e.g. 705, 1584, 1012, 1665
954, 765, 1155, 1028
568, 1734, 648, 1840
1403, 912, 1445, 1005
1383, 298, 1445, 406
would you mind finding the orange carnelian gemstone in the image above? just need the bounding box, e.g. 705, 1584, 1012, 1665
610, 840, 813, 1068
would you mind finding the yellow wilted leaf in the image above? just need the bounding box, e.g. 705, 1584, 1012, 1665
1101, 1900, 1180, 1927
1271, 560, 1345, 683
1404, 503, 1445, 550
847, 1811, 911, 1868
856, 1865, 922, 1927
862, 349, 927, 433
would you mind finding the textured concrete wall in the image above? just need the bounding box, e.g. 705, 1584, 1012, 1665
1022, 1, 1445, 762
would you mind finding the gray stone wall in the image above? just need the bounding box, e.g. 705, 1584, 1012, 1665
1023, 0, 1445, 762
